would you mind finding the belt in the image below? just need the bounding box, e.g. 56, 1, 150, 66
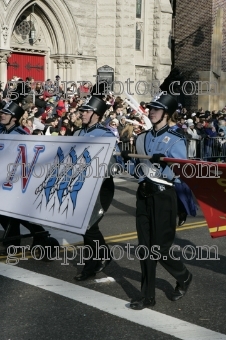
138, 181, 172, 197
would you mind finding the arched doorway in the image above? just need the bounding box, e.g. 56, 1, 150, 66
2, 0, 82, 83
7, 6, 47, 81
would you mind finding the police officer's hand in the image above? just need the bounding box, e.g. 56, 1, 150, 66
121, 150, 131, 161
150, 154, 167, 168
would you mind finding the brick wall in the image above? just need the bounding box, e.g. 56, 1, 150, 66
173, 0, 212, 111
213, 0, 226, 72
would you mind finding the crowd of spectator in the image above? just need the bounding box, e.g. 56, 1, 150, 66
1, 75, 226, 161
174, 107, 226, 161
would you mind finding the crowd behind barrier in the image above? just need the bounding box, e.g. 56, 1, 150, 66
1, 75, 226, 163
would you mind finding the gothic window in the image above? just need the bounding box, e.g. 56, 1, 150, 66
136, 25, 141, 51
136, 22, 143, 51
136, 0, 142, 18
13, 10, 38, 44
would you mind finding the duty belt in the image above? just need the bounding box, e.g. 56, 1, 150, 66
138, 180, 172, 198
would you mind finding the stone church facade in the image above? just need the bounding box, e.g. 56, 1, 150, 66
0, 0, 173, 102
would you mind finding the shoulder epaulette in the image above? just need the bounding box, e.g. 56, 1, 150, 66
138, 129, 150, 137
98, 125, 110, 131
14, 127, 29, 135
168, 129, 184, 138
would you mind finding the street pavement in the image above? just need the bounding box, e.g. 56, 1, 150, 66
0, 178, 226, 340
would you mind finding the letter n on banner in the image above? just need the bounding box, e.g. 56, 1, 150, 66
3, 144, 45, 192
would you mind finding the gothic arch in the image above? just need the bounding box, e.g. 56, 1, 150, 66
5, 0, 82, 55
0, 10, 4, 26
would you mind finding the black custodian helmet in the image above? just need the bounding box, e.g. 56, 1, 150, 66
147, 92, 178, 117
0, 101, 25, 120
79, 96, 108, 117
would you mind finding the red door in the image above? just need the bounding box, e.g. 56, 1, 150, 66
7, 52, 45, 81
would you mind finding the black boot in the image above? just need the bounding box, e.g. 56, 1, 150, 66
130, 297, 156, 310
171, 272, 192, 301
178, 212, 187, 227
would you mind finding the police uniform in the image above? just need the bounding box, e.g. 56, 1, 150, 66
73, 97, 115, 280
124, 93, 192, 310
0, 102, 45, 250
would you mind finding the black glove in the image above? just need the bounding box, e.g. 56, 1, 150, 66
150, 153, 167, 168
121, 150, 131, 161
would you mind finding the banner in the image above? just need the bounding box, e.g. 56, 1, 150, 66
164, 157, 226, 238
0, 135, 116, 235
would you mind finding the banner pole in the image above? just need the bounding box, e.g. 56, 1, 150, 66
114, 152, 165, 161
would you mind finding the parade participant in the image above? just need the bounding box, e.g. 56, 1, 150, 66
73, 95, 116, 281
122, 93, 192, 310
0, 102, 46, 253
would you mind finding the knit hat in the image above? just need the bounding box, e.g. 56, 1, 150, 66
57, 100, 65, 109
186, 118, 194, 124
45, 106, 52, 114
110, 118, 119, 125
188, 121, 194, 127
120, 116, 126, 121
70, 101, 77, 108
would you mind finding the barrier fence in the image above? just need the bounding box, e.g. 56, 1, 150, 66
119, 137, 226, 162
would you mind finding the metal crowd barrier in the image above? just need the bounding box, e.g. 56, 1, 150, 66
118, 141, 136, 154
186, 137, 226, 161
119, 137, 226, 161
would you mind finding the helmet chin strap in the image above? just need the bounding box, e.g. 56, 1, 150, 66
4, 115, 14, 126
81, 111, 97, 127
152, 110, 167, 126
87, 112, 95, 126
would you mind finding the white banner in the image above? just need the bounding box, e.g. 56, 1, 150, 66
0, 135, 116, 235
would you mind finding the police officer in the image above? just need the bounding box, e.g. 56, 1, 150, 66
122, 93, 192, 310
73, 96, 116, 281
0, 101, 46, 253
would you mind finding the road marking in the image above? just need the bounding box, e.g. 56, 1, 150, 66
0, 220, 209, 261
177, 224, 207, 231
179, 220, 206, 226
104, 221, 207, 243
0, 263, 225, 340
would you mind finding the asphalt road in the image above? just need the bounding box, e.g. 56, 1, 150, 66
0, 179, 226, 340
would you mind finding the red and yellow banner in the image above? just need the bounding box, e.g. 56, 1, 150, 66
164, 157, 226, 238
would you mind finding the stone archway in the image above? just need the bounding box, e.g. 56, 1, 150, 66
0, 0, 82, 83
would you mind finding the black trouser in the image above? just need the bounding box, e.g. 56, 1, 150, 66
82, 177, 114, 274
0, 215, 45, 247
177, 196, 187, 215
136, 185, 189, 299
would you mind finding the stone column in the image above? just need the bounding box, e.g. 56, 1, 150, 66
51, 55, 75, 90
96, 0, 116, 69
153, 0, 173, 84
0, 49, 12, 86
115, 0, 136, 95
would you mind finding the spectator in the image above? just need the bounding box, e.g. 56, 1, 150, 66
106, 118, 120, 142
204, 121, 218, 161
59, 126, 67, 136
33, 109, 45, 131
117, 116, 127, 136
187, 120, 201, 158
